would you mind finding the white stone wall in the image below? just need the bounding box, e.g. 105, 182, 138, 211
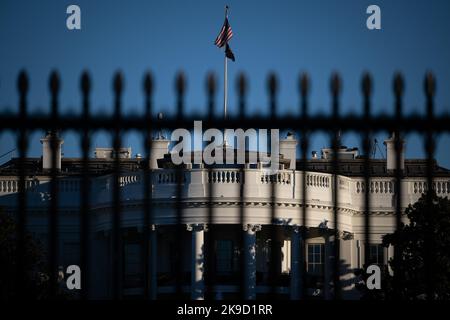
2, 170, 449, 229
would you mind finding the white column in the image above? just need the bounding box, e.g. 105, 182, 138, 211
338, 231, 355, 298
323, 231, 332, 300
354, 239, 361, 269
290, 225, 304, 300
149, 224, 157, 300
243, 224, 261, 300
187, 224, 206, 300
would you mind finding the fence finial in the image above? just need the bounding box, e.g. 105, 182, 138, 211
175, 72, 186, 96
267, 72, 278, 96
424, 71, 436, 97
330, 72, 341, 96
49, 71, 60, 95
393, 72, 404, 97
17, 70, 29, 95
237, 72, 247, 97
113, 71, 124, 95
299, 72, 310, 97
206, 72, 216, 96
361, 72, 372, 97
143, 71, 153, 95
80, 71, 91, 95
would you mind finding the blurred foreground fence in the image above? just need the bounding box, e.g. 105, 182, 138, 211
0, 69, 449, 300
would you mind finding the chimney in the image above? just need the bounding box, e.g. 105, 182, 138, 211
150, 138, 170, 169
279, 132, 298, 169
384, 133, 405, 172
40, 131, 64, 171
311, 151, 318, 159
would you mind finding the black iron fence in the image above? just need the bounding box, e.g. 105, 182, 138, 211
1, 69, 449, 300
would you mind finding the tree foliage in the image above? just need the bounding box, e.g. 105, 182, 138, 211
381, 191, 450, 299
356, 192, 450, 299
0, 208, 48, 299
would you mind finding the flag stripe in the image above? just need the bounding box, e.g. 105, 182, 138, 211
214, 17, 233, 48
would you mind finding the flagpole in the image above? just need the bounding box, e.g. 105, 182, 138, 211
223, 5, 229, 147
224, 50, 228, 120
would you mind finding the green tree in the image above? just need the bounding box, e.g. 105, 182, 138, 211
381, 191, 450, 299
0, 207, 48, 299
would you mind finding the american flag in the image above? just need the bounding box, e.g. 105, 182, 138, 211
214, 17, 233, 48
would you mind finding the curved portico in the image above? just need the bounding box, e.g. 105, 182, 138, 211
87, 167, 395, 299
82, 156, 450, 299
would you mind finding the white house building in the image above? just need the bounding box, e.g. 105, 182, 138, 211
1, 131, 449, 299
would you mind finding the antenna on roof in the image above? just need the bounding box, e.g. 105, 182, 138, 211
0, 148, 16, 161
371, 138, 385, 159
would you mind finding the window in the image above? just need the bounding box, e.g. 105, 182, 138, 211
216, 240, 233, 275
369, 244, 384, 266
307, 244, 324, 275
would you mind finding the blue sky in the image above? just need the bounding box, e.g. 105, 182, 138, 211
0, 0, 449, 166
